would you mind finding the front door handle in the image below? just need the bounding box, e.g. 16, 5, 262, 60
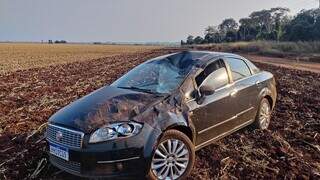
230, 89, 238, 97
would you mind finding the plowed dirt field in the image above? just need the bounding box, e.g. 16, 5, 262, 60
0, 48, 319, 179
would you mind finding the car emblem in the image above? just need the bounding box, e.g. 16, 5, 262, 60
56, 131, 63, 141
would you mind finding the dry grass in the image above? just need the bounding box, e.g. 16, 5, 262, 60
191, 41, 320, 61
0, 43, 160, 74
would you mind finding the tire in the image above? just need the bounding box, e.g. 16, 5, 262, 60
254, 98, 272, 130
147, 130, 195, 180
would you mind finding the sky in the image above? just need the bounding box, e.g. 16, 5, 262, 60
0, 0, 318, 42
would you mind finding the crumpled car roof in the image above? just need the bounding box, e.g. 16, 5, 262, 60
148, 50, 241, 69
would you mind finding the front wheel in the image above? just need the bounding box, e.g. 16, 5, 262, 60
147, 130, 195, 180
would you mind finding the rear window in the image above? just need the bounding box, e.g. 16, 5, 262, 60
244, 59, 260, 74
225, 58, 251, 81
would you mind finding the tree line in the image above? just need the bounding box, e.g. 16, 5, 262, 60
182, 7, 320, 45
48, 40, 67, 44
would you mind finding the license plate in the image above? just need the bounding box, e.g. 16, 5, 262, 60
49, 143, 69, 161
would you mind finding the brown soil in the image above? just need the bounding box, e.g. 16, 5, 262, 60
0, 49, 319, 179
189, 62, 320, 179
242, 54, 320, 73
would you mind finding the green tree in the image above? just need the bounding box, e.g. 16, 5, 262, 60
283, 9, 319, 41
313, 16, 320, 40
271, 7, 290, 41
219, 18, 239, 42
204, 26, 222, 43
249, 9, 273, 36
238, 18, 259, 41
186, 35, 194, 45
194, 36, 204, 44
247, 7, 290, 40
219, 18, 238, 34
183, 7, 319, 44
225, 31, 238, 42
205, 26, 218, 34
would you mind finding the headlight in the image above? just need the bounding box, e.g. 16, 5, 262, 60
89, 122, 143, 143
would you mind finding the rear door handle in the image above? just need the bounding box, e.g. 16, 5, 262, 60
255, 81, 261, 86
230, 89, 238, 97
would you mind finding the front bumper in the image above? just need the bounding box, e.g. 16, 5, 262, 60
47, 123, 161, 178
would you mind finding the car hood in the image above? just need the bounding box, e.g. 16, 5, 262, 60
49, 86, 165, 133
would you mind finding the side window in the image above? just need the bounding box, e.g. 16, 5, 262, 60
225, 58, 251, 81
195, 60, 229, 89
244, 59, 260, 74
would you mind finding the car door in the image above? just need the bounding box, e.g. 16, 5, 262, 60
224, 57, 259, 125
185, 59, 238, 147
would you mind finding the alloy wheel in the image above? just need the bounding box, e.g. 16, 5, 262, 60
151, 139, 190, 180
259, 101, 271, 129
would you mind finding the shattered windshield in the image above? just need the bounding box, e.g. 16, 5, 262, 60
111, 55, 195, 94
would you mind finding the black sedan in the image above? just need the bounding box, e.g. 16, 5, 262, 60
46, 51, 277, 179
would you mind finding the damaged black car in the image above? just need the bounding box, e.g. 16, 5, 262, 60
46, 51, 277, 179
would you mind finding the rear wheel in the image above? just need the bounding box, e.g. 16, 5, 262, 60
254, 98, 271, 129
148, 130, 195, 180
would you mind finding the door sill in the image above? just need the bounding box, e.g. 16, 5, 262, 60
195, 119, 254, 151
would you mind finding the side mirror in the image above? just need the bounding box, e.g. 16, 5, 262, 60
199, 86, 215, 96
194, 86, 215, 105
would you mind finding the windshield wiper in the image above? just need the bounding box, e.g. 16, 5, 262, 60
117, 86, 155, 94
